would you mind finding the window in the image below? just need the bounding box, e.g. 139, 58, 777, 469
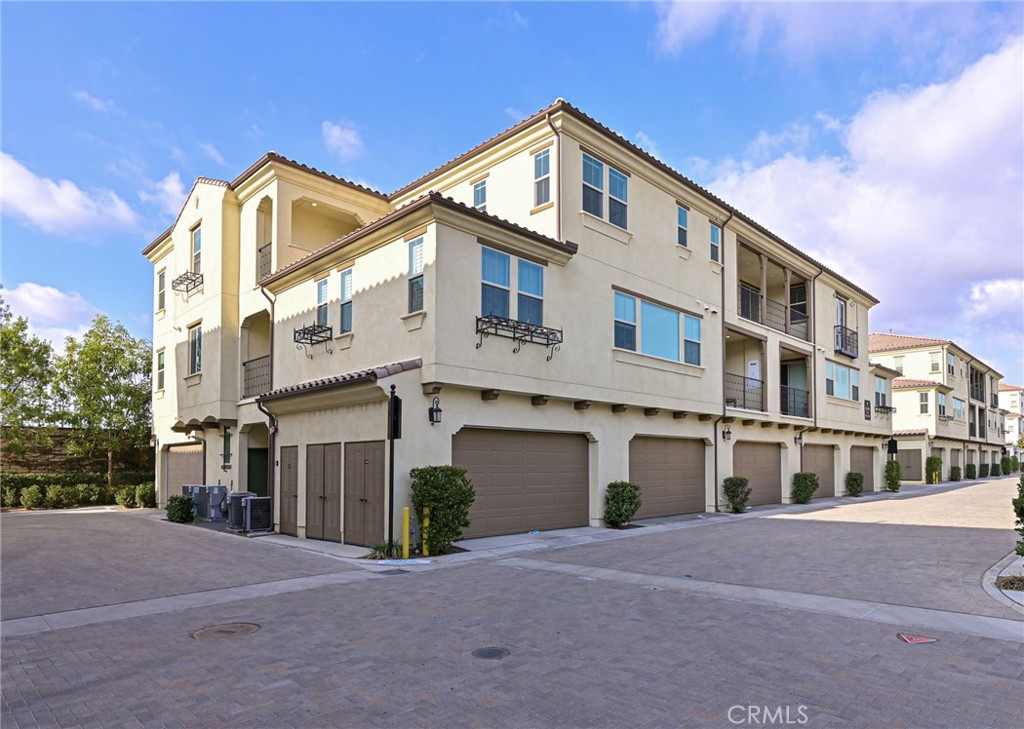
534, 149, 550, 207
825, 361, 859, 401
481, 248, 510, 319
613, 292, 700, 365
954, 397, 966, 422
582, 153, 628, 229
710, 224, 721, 262
874, 376, 887, 407
938, 392, 947, 416
919, 392, 929, 414
473, 180, 487, 212
480, 248, 544, 325
316, 279, 328, 327
156, 269, 166, 311
408, 237, 424, 313
677, 205, 689, 247
156, 350, 165, 391
517, 259, 543, 326
187, 324, 202, 375
339, 268, 353, 334
894, 356, 904, 375
191, 226, 202, 274
947, 353, 955, 376
930, 351, 940, 373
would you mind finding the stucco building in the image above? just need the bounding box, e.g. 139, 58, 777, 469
145, 100, 895, 545
999, 383, 1023, 458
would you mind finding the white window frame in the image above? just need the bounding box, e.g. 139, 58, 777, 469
534, 149, 551, 207
480, 246, 544, 326
947, 352, 955, 376
473, 179, 487, 212
582, 153, 628, 229
608, 168, 628, 229
938, 392, 947, 416
191, 225, 202, 275
157, 269, 166, 311
156, 349, 165, 391
339, 268, 353, 334
894, 356, 904, 375
613, 291, 700, 366
408, 237, 424, 313
954, 397, 966, 422
315, 278, 329, 328
930, 351, 940, 373
582, 153, 604, 218
187, 324, 202, 375
919, 392, 929, 414
710, 223, 721, 262
826, 361, 859, 401
677, 205, 689, 247
874, 376, 888, 407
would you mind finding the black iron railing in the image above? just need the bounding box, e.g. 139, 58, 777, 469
475, 315, 562, 361
257, 242, 272, 281
293, 323, 333, 359
834, 325, 858, 358
738, 285, 809, 341
242, 355, 271, 398
725, 372, 765, 411
874, 404, 896, 415
970, 384, 984, 401
172, 271, 203, 294
780, 385, 809, 418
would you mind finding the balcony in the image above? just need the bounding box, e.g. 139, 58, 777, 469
725, 372, 765, 411
990, 394, 999, 408
970, 385, 985, 401
780, 385, 809, 418
171, 270, 203, 294
738, 285, 809, 340
242, 355, 271, 398
257, 242, 272, 281
834, 325, 859, 358
874, 404, 896, 416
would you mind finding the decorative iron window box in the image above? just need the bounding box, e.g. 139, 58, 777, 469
294, 323, 333, 358
874, 405, 896, 414
172, 271, 204, 294
476, 315, 562, 361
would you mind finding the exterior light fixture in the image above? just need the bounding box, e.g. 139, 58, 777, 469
794, 432, 804, 446
428, 397, 442, 425
722, 425, 732, 441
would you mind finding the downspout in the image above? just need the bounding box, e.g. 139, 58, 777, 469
803, 267, 825, 472
190, 431, 208, 484
545, 112, 561, 242
258, 284, 277, 510
713, 211, 735, 513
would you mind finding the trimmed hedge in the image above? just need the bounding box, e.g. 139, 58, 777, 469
966, 463, 977, 480
410, 466, 476, 555
791, 472, 820, 504
135, 483, 156, 508
991, 463, 1002, 477
1012, 456, 1020, 473
20, 485, 44, 509
1015, 474, 1024, 556
950, 466, 962, 482
845, 472, 864, 497
723, 476, 751, 514
0, 471, 154, 505
604, 481, 643, 527
166, 494, 194, 523
980, 464, 990, 478
925, 456, 942, 484
884, 460, 902, 491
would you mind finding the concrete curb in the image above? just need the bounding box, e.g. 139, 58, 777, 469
983, 551, 1024, 614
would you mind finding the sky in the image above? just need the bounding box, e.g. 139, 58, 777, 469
2, 1, 1022, 382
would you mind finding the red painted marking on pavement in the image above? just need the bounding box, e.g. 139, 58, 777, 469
897, 633, 938, 644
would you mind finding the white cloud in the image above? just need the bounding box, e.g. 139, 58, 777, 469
634, 131, 662, 160
0, 152, 137, 235
72, 90, 117, 113
138, 172, 186, 217
199, 142, 226, 166
706, 36, 1024, 378
3, 282, 99, 351
321, 120, 364, 160
504, 106, 525, 122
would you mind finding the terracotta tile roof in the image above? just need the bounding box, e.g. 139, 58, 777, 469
257, 358, 422, 403
892, 378, 944, 389
869, 332, 951, 353
231, 151, 387, 199
999, 383, 1024, 392
893, 429, 929, 437
261, 191, 578, 286
196, 177, 230, 187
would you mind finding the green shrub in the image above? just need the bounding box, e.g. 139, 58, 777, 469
2, 485, 20, 507
722, 476, 751, 514
949, 466, 962, 482
1001, 457, 1011, 475
0, 471, 154, 491
884, 460, 902, 491
845, 472, 864, 497
135, 483, 156, 508
75, 483, 101, 505
114, 487, 137, 508
980, 464, 990, 478
166, 494, 194, 523
410, 466, 476, 554
366, 541, 404, 560
44, 485, 78, 509
925, 456, 942, 484
991, 463, 1002, 477
603, 481, 643, 527
791, 472, 819, 504
1014, 474, 1024, 556
1012, 456, 1020, 473
966, 463, 977, 479
20, 485, 44, 509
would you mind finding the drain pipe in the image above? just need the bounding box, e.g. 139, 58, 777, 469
189, 430, 208, 484
545, 111, 561, 242
256, 399, 277, 510
712, 210, 735, 513
802, 267, 825, 472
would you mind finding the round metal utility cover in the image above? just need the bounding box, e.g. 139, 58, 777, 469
191, 623, 261, 639
471, 647, 510, 660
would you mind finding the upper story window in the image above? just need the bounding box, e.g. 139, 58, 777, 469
517, 259, 543, 326
894, 356, 904, 375
613, 291, 700, 365
481, 247, 510, 319
954, 397, 966, 421
156, 269, 166, 311
947, 352, 955, 375
316, 278, 329, 327
408, 237, 424, 313
874, 376, 888, 407
187, 324, 202, 375
919, 392, 929, 414
155, 349, 165, 391
930, 351, 940, 373
473, 180, 487, 212
582, 153, 628, 229
677, 205, 689, 247
191, 225, 202, 275
534, 149, 550, 207
339, 268, 353, 334
710, 224, 721, 262
825, 361, 859, 401
480, 247, 544, 326
938, 392, 947, 416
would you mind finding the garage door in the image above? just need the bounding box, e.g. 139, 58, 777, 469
896, 448, 922, 481
629, 437, 706, 518
453, 429, 589, 539
950, 449, 961, 469
733, 442, 782, 506
850, 446, 875, 493
164, 444, 203, 505
803, 445, 835, 498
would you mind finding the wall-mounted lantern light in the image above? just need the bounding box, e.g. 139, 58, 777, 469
428, 397, 443, 425
722, 425, 732, 441
794, 432, 805, 446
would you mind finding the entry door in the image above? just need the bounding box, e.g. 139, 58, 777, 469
279, 446, 299, 536
306, 443, 342, 542
247, 448, 268, 497
344, 441, 385, 547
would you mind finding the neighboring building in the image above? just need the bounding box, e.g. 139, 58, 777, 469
145, 100, 895, 545
999, 383, 1023, 458
869, 333, 1005, 481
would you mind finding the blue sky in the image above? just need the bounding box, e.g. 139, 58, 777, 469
2, 2, 1022, 382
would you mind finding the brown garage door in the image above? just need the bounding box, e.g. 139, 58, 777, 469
896, 449, 922, 481
453, 428, 589, 539
164, 444, 203, 505
850, 446, 875, 493
630, 437, 706, 518
803, 444, 835, 498
733, 441, 782, 506
950, 449, 961, 469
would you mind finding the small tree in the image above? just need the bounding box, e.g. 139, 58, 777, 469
1001, 457, 1012, 475
722, 476, 751, 513
1014, 474, 1024, 556
1012, 456, 1020, 473
925, 456, 942, 484
791, 472, 819, 504
603, 481, 643, 527
0, 294, 55, 456
884, 460, 902, 491
410, 466, 475, 554
845, 472, 864, 497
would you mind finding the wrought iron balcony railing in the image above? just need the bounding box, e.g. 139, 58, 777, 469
834, 325, 858, 358
172, 271, 203, 294
257, 242, 272, 281
725, 372, 765, 411
242, 355, 271, 398
874, 404, 896, 415
737, 285, 809, 341
780, 385, 809, 418
293, 323, 333, 358
475, 315, 563, 361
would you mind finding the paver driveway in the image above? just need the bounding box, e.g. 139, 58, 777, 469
2, 479, 1022, 728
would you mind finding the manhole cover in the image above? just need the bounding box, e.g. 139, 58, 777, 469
471, 647, 510, 660
191, 623, 261, 639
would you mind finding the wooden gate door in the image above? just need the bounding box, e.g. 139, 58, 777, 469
306, 444, 325, 540
279, 446, 298, 536
344, 441, 385, 546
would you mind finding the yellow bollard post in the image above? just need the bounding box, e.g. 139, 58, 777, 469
402, 507, 410, 560
422, 506, 430, 557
